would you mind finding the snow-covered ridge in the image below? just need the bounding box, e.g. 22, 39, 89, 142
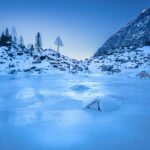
0, 45, 87, 74
0, 45, 150, 75
86, 46, 150, 74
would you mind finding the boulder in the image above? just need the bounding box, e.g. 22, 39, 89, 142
101, 65, 113, 72
17, 52, 23, 56
32, 59, 41, 64
59, 67, 66, 71
9, 69, 17, 74
137, 71, 150, 78
85, 97, 101, 111
40, 55, 47, 60
111, 69, 121, 73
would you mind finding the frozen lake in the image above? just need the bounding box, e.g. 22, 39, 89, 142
0, 73, 150, 150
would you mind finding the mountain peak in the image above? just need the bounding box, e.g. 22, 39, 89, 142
94, 8, 150, 57
141, 8, 150, 16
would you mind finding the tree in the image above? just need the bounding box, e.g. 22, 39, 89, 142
5, 28, 9, 37
19, 35, 24, 48
27, 44, 34, 56
35, 32, 42, 52
11, 26, 18, 43
0, 28, 12, 47
54, 36, 64, 53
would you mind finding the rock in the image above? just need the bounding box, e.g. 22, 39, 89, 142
72, 65, 83, 71
116, 58, 128, 63
8, 53, 14, 57
9, 63, 15, 68
59, 67, 66, 71
137, 71, 150, 78
9, 69, 17, 74
71, 85, 90, 92
40, 55, 47, 60
17, 52, 23, 56
30, 66, 36, 70
53, 65, 58, 68
69, 70, 78, 74
33, 55, 38, 59
101, 65, 113, 72
24, 66, 37, 72
111, 69, 121, 73
35, 68, 41, 72
85, 97, 102, 111
32, 59, 41, 64
85, 66, 89, 71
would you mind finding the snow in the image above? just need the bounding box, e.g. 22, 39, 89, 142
0, 73, 150, 150
137, 46, 150, 54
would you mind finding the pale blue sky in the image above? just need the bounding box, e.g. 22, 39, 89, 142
0, 0, 149, 59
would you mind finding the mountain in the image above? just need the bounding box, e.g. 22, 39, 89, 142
0, 45, 87, 74
86, 8, 150, 75
94, 8, 150, 57
86, 46, 150, 74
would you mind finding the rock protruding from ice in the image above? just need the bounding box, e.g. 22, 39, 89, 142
85, 96, 121, 112
85, 97, 102, 111
71, 85, 90, 93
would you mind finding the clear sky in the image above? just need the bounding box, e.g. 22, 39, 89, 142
0, 0, 149, 60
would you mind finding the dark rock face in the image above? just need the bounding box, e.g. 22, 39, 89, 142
40, 55, 47, 60
101, 65, 113, 72
9, 69, 17, 74
9, 63, 15, 68
95, 8, 150, 57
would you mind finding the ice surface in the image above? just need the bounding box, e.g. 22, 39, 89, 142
0, 73, 150, 150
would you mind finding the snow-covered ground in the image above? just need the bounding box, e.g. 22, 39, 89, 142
0, 73, 150, 150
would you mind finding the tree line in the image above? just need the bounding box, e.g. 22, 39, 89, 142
0, 27, 64, 53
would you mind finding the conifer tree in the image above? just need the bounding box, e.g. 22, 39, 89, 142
0, 28, 12, 47
35, 32, 42, 52
11, 26, 18, 43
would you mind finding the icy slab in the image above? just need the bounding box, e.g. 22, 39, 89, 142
85, 96, 122, 112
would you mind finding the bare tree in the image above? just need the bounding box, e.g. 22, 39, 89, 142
54, 36, 64, 53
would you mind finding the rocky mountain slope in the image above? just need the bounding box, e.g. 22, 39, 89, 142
86, 8, 150, 75
94, 8, 150, 57
86, 46, 150, 74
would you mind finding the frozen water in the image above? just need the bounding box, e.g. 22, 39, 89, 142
0, 73, 150, 150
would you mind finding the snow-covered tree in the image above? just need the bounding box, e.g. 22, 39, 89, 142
11, 26, 18, 43
19, 35, 24, 47
54, 36, 64, 53
35, 32, 42, 52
